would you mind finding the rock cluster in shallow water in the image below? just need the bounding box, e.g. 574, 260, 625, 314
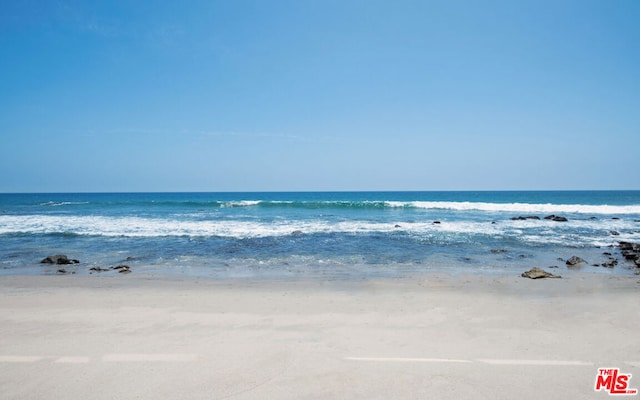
510, 215, 568, 221
619, 242, 640, 268
40, 255, 79, 265
89, 265, 131, 274
41, 254, 134, 275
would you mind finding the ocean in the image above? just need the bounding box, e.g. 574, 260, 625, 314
1, 191, 639, 278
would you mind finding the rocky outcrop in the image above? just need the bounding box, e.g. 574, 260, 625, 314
112, 265, 131, 274
504, 214, 568, 222
89, 265, 132, 274
619, 242, 640, 267
521, 267, 561, 279
566, 256, 587, 267
544, 215, 568, 222
511, 216, 540, 221
41, 255, 79, 265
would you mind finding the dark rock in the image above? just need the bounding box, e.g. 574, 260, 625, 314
89, 267, 111, 273
548, 265, 559, 269
56, 268, 74, 274
612, 217, 620, 220
610, 231, 620, 236
544, 215, 568, 222
291, 230, 304, 235
603, 252, 612, 256
491, 249, 507, 254
619, 242, 640, 263
511, 216, 539, 220
602, 257, 619, 268
619, 242, 640, 252
433, 221, 441, 224
41, 255, 80, 265
111, 265, 131, 274
589, 216, 598, 220
566, 256, 587, 267
521, 267, 561, 279
619, 242, 632, 250
394, 225, 401, 228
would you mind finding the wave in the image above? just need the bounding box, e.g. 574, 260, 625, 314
31, 197, 640, 215
39, 201, 90, 207
384, 201, 640, 214
1, 215, 638, 246
161, 199, 640, 214
0, 215, 401, 238
157, 199, 640, 214
220, 200, 262, 208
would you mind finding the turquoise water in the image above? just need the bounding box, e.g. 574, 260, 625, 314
1, 191, 639, 278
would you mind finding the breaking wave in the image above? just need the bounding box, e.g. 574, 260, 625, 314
32, 198, 640, 215
1, 214, 638, 247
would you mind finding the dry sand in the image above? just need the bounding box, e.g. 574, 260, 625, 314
1, 272, 639, 399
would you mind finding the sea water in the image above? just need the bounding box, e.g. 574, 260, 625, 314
1, 191, 639, 278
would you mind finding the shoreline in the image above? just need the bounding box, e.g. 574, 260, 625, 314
2, 266, 639, 287
5, 242, 640, 280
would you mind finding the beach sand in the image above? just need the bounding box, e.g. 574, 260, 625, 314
1, 272, 639, 399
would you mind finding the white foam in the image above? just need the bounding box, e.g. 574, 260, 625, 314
220, 200, 262, 208
39, 201, 89, 207
385, 201, 640, 215
0, 215, 637, 247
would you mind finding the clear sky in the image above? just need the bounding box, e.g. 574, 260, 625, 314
1, 0, 639, 192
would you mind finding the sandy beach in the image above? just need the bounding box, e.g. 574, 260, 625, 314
1, 272, 639, 399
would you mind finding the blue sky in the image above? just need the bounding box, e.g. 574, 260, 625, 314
1, 0, 639, 192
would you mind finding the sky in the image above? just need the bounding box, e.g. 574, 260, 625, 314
1, 0, 639, 192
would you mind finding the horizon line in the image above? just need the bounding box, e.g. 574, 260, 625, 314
2, 189, 640, 195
